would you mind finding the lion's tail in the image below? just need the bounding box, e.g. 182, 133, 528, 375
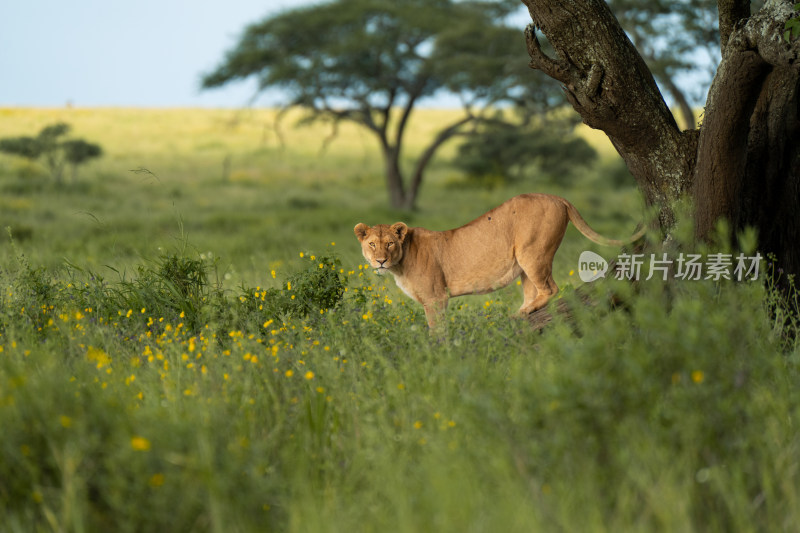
559, 197, 646, 247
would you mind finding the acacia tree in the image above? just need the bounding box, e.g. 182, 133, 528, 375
202, 0, 558, 210
0, 123, 102, 184
522, 0, 800, 283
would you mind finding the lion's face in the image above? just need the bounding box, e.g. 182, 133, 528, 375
353, 222, 408, 271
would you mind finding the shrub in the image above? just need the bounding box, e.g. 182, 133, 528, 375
236, 253, 347, 330
454, 117, 597, 185
0, 123, 102, 184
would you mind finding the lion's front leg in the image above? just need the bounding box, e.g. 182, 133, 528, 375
423, 298, 449, 330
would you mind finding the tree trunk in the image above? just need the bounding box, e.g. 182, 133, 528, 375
659, 75, 697, 131
522, 0, 698, 231
381, 114, 473, 211
382, 145, 407, 209
404, 115, 475, 211
693, 0, 800, 285
522, 0, 800, 282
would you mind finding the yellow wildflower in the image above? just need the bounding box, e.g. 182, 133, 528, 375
87, 346, 111, 369
131, 436, 151, 451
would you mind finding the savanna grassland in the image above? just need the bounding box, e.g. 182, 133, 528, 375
1, 107, 799, 532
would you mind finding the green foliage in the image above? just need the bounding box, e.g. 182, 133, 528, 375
62, 139, 103, 166
0, 137, 41, 159
236, 253, 347, 329
1, 240, 799, 530
785, 3, 800, 42
606, 0, 719, 127
201, 0, 562, 208
2, 228, 57, 334
2, 211, 800, 531
202, 0, 525, 106
454, 116, 597, 185
0, 122, 102, 184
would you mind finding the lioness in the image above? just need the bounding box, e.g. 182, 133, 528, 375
354, 193, 644, 328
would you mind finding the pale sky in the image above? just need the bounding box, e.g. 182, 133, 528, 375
0, 0, 314, 107
0, 1, 708, 109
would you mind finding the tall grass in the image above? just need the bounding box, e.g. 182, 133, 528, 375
2, 108, 796, 531
1, 232, 799, 531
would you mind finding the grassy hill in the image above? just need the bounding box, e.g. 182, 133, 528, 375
0, 107, 636, 288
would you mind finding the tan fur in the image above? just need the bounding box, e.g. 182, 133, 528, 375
354, 193, 643, 328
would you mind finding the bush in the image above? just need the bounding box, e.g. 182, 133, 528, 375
454, 117, 597, 186
0, 123, 102, 184
236, 252, 347, 329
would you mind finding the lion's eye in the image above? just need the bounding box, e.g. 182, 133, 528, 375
387, 242, 394, 248
368, 242, 376, 249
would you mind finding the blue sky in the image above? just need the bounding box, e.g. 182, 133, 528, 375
0, 1, 710, 110
0, 0, 313, 107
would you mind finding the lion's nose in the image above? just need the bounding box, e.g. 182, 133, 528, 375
377, 259, 387, 266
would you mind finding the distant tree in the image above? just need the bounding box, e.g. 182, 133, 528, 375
0, 123, 102, 184
201, 0, 562, 210
62, 140, 103, 182
454, 113, 597, 185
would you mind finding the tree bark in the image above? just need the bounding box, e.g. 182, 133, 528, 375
521, 0, 698, 231
382, 145, 407, 209
522, 0, 800, 282
694, 0, 800, 283
718, 0, 752, 53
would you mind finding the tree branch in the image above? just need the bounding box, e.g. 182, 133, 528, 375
659, 75, 697, 131
406, 114, 475, 207
375, 89, 395, 142
392, 79, 427, 158
718, 0, 751, 54
521, 0, 696, 230
524, 24, 574, 86
733, 0, 800, 69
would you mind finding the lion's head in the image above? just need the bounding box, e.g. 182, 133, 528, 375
353, 222, 408, 271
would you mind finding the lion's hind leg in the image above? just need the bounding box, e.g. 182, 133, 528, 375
517, 264, 559, 315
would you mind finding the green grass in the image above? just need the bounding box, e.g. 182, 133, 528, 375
0, 107, 634, 292
2, 107, 797, 532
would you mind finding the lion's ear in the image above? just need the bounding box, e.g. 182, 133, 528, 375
354, 223, 369, 241
391, 222, 408, 242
